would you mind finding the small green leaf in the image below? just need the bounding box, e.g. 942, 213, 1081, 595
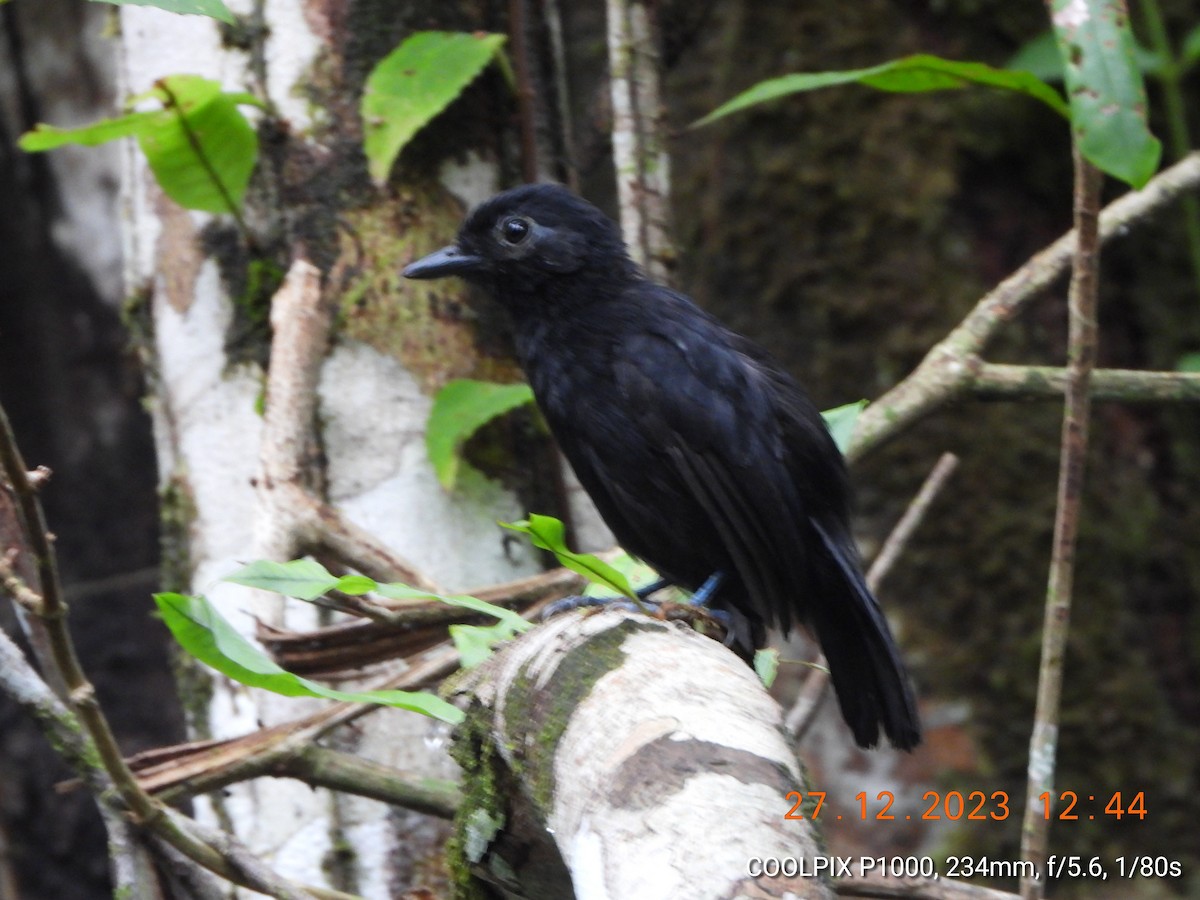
694, 53, 1069, 128
1048, 0, 1161, 187
225, 559, 530, 631
1181, 24, 1200, 69
374, 583, 531, 632
1177, 352, 1200, 372
362, 31, 506, 183
140, 76, 258, 213
822, 400, 867, 455
19, 112, 161, 150
450, 620, 524, 668
20, 75, 258, 214
753, 647, 780, 689
501, 514, 637, 599
581, 551, 664, 599
224, 558, 342, 600
427, 379, 535, 489
89, 0, 236, 23
154, 592, 464, 723
1007, 31, 1066, 81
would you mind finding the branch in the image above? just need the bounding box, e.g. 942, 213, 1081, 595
849, 151, 1200, 462
254, 258, 438, 590
971, 362, 1200, 401
452, 609, 834, 898
1019, 149, 1104, 898
0, 402, 355, 899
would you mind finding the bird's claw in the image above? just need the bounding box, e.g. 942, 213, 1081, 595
539, 592, 731, 643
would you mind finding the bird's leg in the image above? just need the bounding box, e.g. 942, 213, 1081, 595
687, 571, 725, 608
540, 576, 670, 621
636, 578, 671, 599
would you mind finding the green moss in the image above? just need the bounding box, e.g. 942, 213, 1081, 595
502, 620, 645, 812
446, 704, 507, 900
331, 184, 521, 392
446, 619, 653, 897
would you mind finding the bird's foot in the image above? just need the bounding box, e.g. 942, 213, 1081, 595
540, 571, 730, 642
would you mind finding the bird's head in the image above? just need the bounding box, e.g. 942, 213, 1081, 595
402, 184, 633, 295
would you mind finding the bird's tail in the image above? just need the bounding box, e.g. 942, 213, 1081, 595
809, 520, 921, 751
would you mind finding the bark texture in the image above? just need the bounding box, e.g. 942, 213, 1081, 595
452, 609, 833, 900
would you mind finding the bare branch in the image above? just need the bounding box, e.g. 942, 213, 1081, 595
971, 362, 1200, 402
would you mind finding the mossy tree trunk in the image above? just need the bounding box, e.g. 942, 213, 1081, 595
118, 3, 543, 894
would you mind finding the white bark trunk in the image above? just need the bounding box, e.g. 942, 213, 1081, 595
118, 5, 538, 894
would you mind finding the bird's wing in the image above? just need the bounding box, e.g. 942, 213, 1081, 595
608, 300, 814, 632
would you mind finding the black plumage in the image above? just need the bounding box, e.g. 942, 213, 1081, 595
403, 183, 920, 750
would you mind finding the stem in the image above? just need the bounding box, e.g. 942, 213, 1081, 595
1019, 149, 1104, 899
508, 0, 540, 182
1138, 0, 1200, 299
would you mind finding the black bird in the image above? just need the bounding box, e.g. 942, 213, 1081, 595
404, 184, 920, 750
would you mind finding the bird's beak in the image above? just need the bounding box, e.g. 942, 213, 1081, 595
402, 244, 487, 280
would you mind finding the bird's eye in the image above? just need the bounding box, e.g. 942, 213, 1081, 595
500, 216, 532, 245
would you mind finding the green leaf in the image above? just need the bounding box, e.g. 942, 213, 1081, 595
1048, 0, 1161, 187
19, 75, 258, 214
373, 583, 530, 632
753, 647, 780, 689
19, 112, 161, 150
225, 559, 530, 631
1007, 30, 1066, 81
694, 53, 1069, 128
501, 514, 637, 600
581, 551, 663, 600
362, 31, 506, 183
1181, 24, 1200, 70
1008, 29, 1164, 79
1177, 352, 1200, 372
450, 620, 525, 668
821, 400, 867, 455
427, 379, 535, 489
139, 75, 258, 213
89, 0, 235, 23
154, 592, 464, 723
224, 559, 342, 600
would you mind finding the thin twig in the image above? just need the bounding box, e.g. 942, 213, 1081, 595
1019, 149, 1103, 899
866, 452, 960, 593
542, 0, 579, 190
787, 453, 958, 738
508, 0, 539, 182
0, 404, 341, 899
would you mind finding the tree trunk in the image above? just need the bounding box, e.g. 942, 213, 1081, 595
117, 4, 538, 893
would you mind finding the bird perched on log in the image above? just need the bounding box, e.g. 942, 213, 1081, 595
403, 183, 920, 750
